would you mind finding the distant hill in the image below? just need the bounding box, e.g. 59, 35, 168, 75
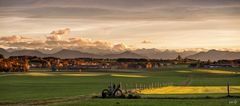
0, 48, 99, 58
0, 48, 9, 58
133, 48, 161, 59
133, 49, 197, 59
9, 50, 46, 57
187, 50, 240, 61
103, 51, 147, 59
1, 48, 240, 60
50, 49, 99, 59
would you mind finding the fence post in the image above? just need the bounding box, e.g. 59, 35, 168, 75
152, 82, 154, 89
227, 82, 230, 97
135, 83, 137, 89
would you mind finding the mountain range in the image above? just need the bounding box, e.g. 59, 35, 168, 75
0, 48, 240, 61
187, 50, 240, 61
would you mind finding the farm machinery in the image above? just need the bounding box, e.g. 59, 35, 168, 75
101, 83, 124, 98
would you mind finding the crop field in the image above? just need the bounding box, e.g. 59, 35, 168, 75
139, 86, 240, 94
0, 67, 240, 105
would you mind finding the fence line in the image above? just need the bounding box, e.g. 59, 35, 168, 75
115, 82, 174, 91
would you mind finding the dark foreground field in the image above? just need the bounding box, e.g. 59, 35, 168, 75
0, 67, 239, 105
55, 98, 240, 106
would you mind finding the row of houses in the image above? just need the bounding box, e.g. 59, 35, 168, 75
1, 54, 239, 72
189, 59, 240, 68
30, 57, 174, 71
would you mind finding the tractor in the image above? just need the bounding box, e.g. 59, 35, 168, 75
102, 83, 124, 98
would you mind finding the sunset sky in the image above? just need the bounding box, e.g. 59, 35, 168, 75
0, 0, 240, 52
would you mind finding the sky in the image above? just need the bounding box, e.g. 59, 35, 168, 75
0, 0, 240, 53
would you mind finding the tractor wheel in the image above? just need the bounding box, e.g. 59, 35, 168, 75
114, 89, 123, 97
102, 89, 110, 98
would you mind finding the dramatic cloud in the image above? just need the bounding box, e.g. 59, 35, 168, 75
0, 0, 240, 51
0, 28, 130, 54
6, 41, 45, 49
1, 0, 240, 21
47, 28, 70, 41
0, 35, 29, 42
112, 43, 128, 51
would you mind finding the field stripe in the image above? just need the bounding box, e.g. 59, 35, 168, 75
0, 95, 91, 106
139, 86, 240, 94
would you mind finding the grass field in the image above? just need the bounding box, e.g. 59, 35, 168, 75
0, 67, 239, 105
54, 98, 240, 106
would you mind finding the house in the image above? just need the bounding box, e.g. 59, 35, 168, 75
146, 62, 152, 69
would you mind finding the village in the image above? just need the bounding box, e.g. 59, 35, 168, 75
0, 54, 240, 72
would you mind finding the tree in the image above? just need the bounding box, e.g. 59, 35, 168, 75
176, 55, 182, 61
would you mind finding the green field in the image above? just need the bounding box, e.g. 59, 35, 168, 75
0, 67, 240, 105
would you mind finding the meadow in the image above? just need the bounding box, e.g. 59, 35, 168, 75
0, 66, 239, 105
